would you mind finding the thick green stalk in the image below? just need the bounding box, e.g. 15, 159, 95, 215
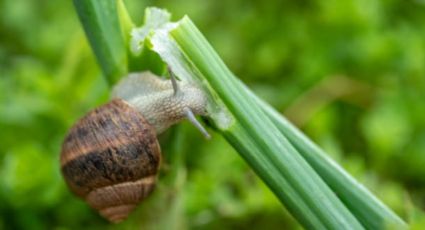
224, 123, 326, 229
254, 92, 407, 229
73, 0, 127, 85
171, 17, 364, 229
170, 16, 406, 230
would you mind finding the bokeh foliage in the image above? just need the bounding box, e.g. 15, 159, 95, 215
1, 0, 425, 229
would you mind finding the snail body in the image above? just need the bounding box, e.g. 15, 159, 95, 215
60, 72, 208, 223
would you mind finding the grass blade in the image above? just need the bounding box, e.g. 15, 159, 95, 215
170, 16, 364, 229
73, 0, 127, 85
253, 92, 408, 229
170, 16, 406, 229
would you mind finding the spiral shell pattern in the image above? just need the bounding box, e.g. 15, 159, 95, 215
60, 99, 161, 223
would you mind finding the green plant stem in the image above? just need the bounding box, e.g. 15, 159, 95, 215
224, 123, 326, 229
116, 0, 134, 44
171, 17, 364, 230
73, 0, 127, 85
254, 92, 408, 229
171, 16, 406, 230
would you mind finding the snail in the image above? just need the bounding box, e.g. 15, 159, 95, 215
60, 71, 209, 223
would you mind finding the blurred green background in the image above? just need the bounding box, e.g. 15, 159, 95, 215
1, 0, 425, 229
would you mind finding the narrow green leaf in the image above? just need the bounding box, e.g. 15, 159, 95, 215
253, 93, 408, 229
169, 16, 406, 229
116, 0, 134, 44
224, 123, 327, 229
170, 17, 364, 229
73, 0, 127, 85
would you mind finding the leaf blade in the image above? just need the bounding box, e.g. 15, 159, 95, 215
73, 0, 127, 85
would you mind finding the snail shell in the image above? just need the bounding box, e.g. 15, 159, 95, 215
60, 72, 208, 223
60, 99, 161, 223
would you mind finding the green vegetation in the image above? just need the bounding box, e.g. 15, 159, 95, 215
1, 0, 425, 229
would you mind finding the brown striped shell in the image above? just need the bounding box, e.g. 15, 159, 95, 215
60, 99, 161, 223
